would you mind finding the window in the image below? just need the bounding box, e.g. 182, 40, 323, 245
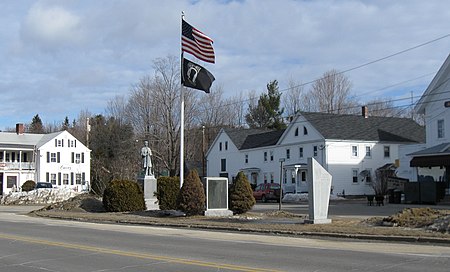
313, 146, 318, 157
270, 173, 274, 183
219, 142, 222, 151
225, 141, 228, 150
352, 146, 358, 157
301, 171, 306, 182
291, 171, 295, 184
5, 153, 9, 162
75, 153, 81, 164
245, 154, 248, 164
63, 174, 69, 185
286, 149, 290, 160
220, 159, 226, 172
50, 153, 57, 162
270, 151, 274, 161
438, 119, 445, 138
365, 146, 371, 157
294, 127, 299, 136
264, 151, 268, 162
384, 146, 390, 158
50, 174, 57, 185
365, 169, 372, 183
57, 140, 62, 147
352, 169, 358, 183
264, 174, 268, 184
299, 147, 303, 158
303, 126, 308, 135
76, 173, 82, 185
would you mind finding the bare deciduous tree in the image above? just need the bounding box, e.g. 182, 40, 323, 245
308, 70, 358, 114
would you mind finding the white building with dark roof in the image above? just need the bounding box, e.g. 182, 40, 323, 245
206, 109, 425, 196
0, 124, 90, 194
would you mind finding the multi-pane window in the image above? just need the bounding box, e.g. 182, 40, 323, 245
313, 146, 318, 157
50, 153, 57, 162
299, 147, 303, 158
365, 146, 371, 157
245, 154, 248, 164
76, 174, 82, 185
225, 141, 228, 150
50, 174, 57, 184
365, 169, 372, 183
264, 151, 268, 162
352, 169, 358, 183
63, 174, 69, 185
270, 151, 274, 161
352, 146, 358, 157
270, 173, 274, 183
286, 149, 290, 160
384, 146, 390, 158
219, 142, 222, 151
75, 154, 81, 164
438, 119, 445, 138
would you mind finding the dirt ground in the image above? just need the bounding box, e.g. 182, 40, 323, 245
30, 193, 450, 242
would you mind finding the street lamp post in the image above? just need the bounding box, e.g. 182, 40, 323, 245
279, 158, 285, 211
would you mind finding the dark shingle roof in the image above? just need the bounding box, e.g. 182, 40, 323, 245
224, 128, 285, 150
299, 112, 425, 143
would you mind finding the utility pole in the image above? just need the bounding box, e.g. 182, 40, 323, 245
279, 158, 285, 210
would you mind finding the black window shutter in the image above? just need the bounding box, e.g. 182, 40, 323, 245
71, 172, 74, 184
57, 152, 60, 163
55, 139, 57, 147
71, 152, 74, 163
58, 173, 61, 185
46, 172, 49, 182
81, 153, 84, 163
47, 152, 50, 163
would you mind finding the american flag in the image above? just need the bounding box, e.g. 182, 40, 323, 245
182, 19, 215, 64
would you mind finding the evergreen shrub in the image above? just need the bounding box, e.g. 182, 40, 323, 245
102, 179, 145, 212
21, 180, 36, 192
229, 171, 256, 214
155, 176, 180, 210
177, 170, 206, 216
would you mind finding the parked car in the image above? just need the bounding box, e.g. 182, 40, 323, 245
35, 182, 53, 189
253, 183, 281, 203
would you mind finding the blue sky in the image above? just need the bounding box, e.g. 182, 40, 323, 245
0, 0, 449, 131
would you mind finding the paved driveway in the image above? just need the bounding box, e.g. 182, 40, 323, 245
252, 199, 450, 218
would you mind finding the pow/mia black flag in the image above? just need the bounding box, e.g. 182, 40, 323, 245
182, 58, 215, 93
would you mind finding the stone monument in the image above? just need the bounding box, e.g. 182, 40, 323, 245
141, 141, 158, 210
204, 177, 233, 217
306, 157, 332, 224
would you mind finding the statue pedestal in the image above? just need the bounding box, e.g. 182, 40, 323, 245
143, 175, 159, 210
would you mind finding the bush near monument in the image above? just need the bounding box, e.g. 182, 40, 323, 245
156, 176, 180, 210
229, 171, 256, 214
21, 180, 36, 192
177, 170, 206, 216
103, 179, 145, 212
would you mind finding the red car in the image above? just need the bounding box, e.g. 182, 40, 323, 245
253, 183, 281, 203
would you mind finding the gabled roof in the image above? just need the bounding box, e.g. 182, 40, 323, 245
0, 130, 74, 149
224, 128, 285, 150
298, 111, 425, 143
415, 53, 450, 114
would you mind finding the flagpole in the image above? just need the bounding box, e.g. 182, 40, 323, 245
180, 11, 185, 188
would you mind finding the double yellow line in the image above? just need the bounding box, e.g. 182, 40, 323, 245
0, 233, 282, 272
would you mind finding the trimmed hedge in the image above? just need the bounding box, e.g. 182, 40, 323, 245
21, 180, 36, 192
177, 170, 206, 216
102, 179, 145, 212
229, 171, 256, 214
156, 176, 180, 210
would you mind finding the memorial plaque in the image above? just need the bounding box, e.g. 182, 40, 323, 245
207, 178, 227, 209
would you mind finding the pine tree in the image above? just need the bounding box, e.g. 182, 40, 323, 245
229, 171, 256, 214
177, 170, 206, 216
29, 114, 45, 133
245, 80, 285, 129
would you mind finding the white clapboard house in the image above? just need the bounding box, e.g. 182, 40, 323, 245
397, 53, 450, 195
206, 108, 424, 196
0, 124, 90, 194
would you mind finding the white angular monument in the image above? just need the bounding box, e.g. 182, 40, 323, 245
141, 141, 159, 210
204, 177, 233, 217
306, 157, 332, 224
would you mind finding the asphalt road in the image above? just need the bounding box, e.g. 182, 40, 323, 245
0, 207, 449, 271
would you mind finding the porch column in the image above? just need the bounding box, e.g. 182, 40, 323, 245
19, 151, 22, 170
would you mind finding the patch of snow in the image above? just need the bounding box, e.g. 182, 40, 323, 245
1, 188, 81, 205
282, 193, 346, 202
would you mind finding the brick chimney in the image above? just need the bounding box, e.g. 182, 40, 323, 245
362, 106, 368, 118
16, 123, 25, 135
